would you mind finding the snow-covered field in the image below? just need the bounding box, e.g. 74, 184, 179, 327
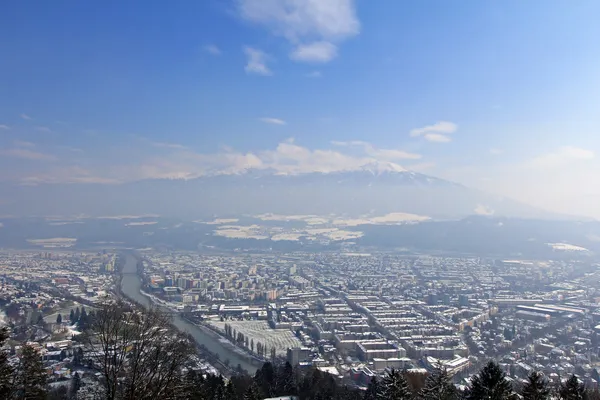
206, 320, 301, 356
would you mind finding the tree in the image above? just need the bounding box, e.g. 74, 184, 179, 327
0, 328, 15, 399
270, 346, 277, 362
69, 309, 75, 323
559, 375, 586, 400
466, 361, 514, 400
419, 367, 457, 400
14, 344, 47, 400
87, 301, 195, 400
592, 369, 600, 385
69, 372, 81, 399
74, 307, 80, 322
78, 308, 88, 331
250, 338, 255, 353
243, 383, 262, 400
56, 314, 62, 325
364, 376, 381, 400
522, 371, 550, 400
380, 369, 411, 400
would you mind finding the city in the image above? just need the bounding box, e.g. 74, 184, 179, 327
2, 248, 600, 397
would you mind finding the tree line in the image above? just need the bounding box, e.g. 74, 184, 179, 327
223, 322, 277, 361
1, 302, 598, 399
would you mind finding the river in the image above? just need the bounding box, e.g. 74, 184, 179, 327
119, 253, 258, 373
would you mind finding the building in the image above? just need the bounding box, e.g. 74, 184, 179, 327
357, 341, 406, 361
287, 347, 312, 366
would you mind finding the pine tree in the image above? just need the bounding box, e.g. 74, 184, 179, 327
522, 371, 550, 400
419, 367, 457, 400
250, 338, 255, 353
56, 314, 62, 325
559, 375, 586, 400
380, 369, 411, 400
466, 361, 513, 400
364, 376, 381, 400
15, 344, 47, 400
69, 372, 81, 399
74, 307, 80, 322
0, 328, 14, 399
244, 383, 262, 400
69, 309, 75, 322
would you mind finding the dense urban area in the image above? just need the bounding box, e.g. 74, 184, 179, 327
1, 248, 600, 399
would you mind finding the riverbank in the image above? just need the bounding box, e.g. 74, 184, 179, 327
118, 252, 259, 374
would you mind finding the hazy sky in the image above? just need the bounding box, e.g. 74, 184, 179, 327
1, 1, 600, 218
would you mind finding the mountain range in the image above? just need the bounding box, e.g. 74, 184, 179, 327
0, 161, 569, 220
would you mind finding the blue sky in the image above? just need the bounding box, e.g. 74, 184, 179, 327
1, 0, 600, 217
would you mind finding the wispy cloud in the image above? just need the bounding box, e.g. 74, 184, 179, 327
1, 148, 56, 161
331, 140, 421, 160
290, 41, 337, 63
490, 148, 503, 155
410, 121, 457, 143
259, 117, 286, 125
0, 124, 10, 130
237, 0, 360, 64
243, 46, 272, 75
13, 140, 35, 147
423, 133, 452, 143
530, 146, 594, 168
35, 126, 52, 133
152, 141, 188, 150
20, 113, 32, 120
306, 71, 322, 78
203, 44, 222, 56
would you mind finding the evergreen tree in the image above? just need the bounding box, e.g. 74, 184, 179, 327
0, 328, 14, 399
364, 376, 381, 400
255, 362, 276, 398
559, 375, 586, 400
243, 383, 262, 400
69, 372, 81, 399
15, 344, 47, 400
56, 314, 62, 325
69, 309, 75, 323
522, 371, 550, 400
419, 367, 457, 400
592, 369, 600, 385
466, 361, 514, 400
250, 338, 255, 353
380, 369, 411, 400
274, 362, 296, 396
74, 307, 80, 322
77, 308, 88, 331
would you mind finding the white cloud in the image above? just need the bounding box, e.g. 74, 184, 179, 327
20, 113, 32, 120
410, 121, 457, 137
530, 146, 594, 168
237, 0, 359, 64
306, 71, 322, 78
474, 204, 495, 216
0, 124, 9, 130
243, 47, 272, 75
13, 140, 35, 147
35, 126, 52, 133
290, 41, 337, 63
331, 140, 421, 160
152, 142, 187, 150
1, 148, 56, 161
4, 138, 425, 185
424, 133, 452, 143
259, 117, 286, 125
203, 44, 222, 55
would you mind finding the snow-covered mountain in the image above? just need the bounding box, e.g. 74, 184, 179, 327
0, 163, 561, 219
